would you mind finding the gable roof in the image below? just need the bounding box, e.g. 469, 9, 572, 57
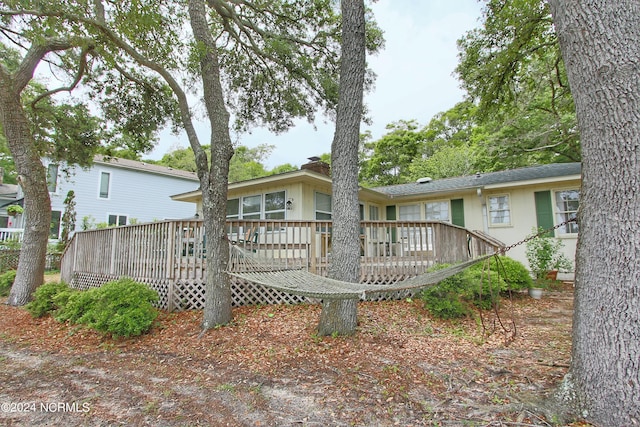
94, 155, 199, 181
373, 163, 582, 198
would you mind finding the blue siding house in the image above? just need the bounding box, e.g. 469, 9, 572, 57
43, 156, 199, 239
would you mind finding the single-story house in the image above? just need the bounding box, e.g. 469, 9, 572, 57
172, 159, 581, 273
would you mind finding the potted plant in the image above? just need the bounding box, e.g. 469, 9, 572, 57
525, 227, 573, 298
6, 204, 23, 217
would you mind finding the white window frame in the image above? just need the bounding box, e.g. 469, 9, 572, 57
107, 214, 127, 227
47, 163, 59, 194
226, 198, 240, 219
264, 191, 286, 220
554, 188, 580, 234
425, 200, 450, 223
314, 192, 332, 220
226, 191, 287, 220
98, 171, 111, 199
487, 194, 512, 227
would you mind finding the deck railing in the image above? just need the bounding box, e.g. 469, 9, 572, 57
60, 219, 502, 310
0, 228, 24, 243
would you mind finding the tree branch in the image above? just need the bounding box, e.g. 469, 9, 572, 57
31, 45, 94, 108
14, 39, 74, 92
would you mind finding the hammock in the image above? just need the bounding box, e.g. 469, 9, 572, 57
227, 243, 495, 300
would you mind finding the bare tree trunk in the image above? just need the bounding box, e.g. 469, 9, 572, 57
188, 0, 234, 329
318, 0, 366, 336
0, 69, 50, 306
548, 1, 640, 424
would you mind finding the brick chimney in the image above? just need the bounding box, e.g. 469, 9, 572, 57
301, 156, 331, 176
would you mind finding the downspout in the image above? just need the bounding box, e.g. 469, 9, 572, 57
477, 187, 489, 234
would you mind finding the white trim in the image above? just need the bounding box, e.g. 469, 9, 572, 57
98, 170, 112, 200
487, 193, 512, 227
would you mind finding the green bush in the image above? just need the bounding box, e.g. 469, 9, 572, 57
420, 264, 470, 319
28, 278, 159, 338
0, 270, 16, 297
487, 256, 533, 291
420, 257, 528, 319
26, 282, 73, 318
56, 278, 159, 338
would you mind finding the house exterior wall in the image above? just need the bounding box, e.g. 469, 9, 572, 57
177, 165, 581, 275
46, 161, 199, 237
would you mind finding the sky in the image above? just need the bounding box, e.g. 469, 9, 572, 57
147, 0, 484, 169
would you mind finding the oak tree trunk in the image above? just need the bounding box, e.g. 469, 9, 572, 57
188, 0, 234, 329
0, 69, 50, 306
318, 0, 366, 336
548, 1, 640, 424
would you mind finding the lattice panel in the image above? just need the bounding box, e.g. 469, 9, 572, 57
70, 271, 420, 312
230, 277, 310, 306
70, 272, 171, 310
172, 279, 206, 311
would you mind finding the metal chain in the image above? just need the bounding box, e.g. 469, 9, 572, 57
500, 217, 577, 254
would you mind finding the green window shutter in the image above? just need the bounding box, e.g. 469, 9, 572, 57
385, 205, 396, 220
386, 205, 397, 242
534, 191, 554, 236
451, 199, 465, 227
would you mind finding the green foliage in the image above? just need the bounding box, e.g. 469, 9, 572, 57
359, 120, 426, 186
420, 267, 470, 319
525, 228, 573, 280
456, 0, 579, 164
420, 257, 529, 319
25, 282, 71, 318
6, 205, 23, 216
57, 278, 159, 338
485, 256, 533, 291
0, 270, 16, 297
58, 190, 76, 250
27, 278, 158, 338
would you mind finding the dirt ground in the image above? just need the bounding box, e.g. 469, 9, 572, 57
0, 283, 589, 426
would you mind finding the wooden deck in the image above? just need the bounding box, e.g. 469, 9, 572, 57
60, 219, 503, 310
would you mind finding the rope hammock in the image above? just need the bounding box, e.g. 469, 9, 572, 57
227, 243, 495, 300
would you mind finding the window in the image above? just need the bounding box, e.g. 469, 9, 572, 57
226, 199, 240, 219
315, 192, 332, 220
399, 204, 420, 220
264, 191, 285, 219
488, 195, 511, 225
50, 210, 62, 239
369, 205, 379, 221
99, 172, 111, 199
555, 189, 580, 234
425, 201, 450, 222
47, 164, 59, 193
108, 214, 127, 226
242, 195, 261, 219
227, 191, 287, 220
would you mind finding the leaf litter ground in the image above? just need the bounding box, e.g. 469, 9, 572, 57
0, 283, 590, 426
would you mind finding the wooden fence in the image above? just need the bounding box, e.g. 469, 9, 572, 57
60, 219, 503, 310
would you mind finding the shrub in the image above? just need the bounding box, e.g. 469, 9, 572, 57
420, 257, 528, 319
0, 270, 16, 297
487, 256, 533, 291
525, 227, 573, 279
56, 278, 159, 338
26, 282, 73, 318
420, 264, 470, 319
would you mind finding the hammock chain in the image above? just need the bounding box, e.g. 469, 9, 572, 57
499, 217, 577, 254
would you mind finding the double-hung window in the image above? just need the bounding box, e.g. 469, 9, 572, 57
315, 192, 332, 220
555, 189, 580, 234
425, 201, 450, 222
488, 195, 511, 226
